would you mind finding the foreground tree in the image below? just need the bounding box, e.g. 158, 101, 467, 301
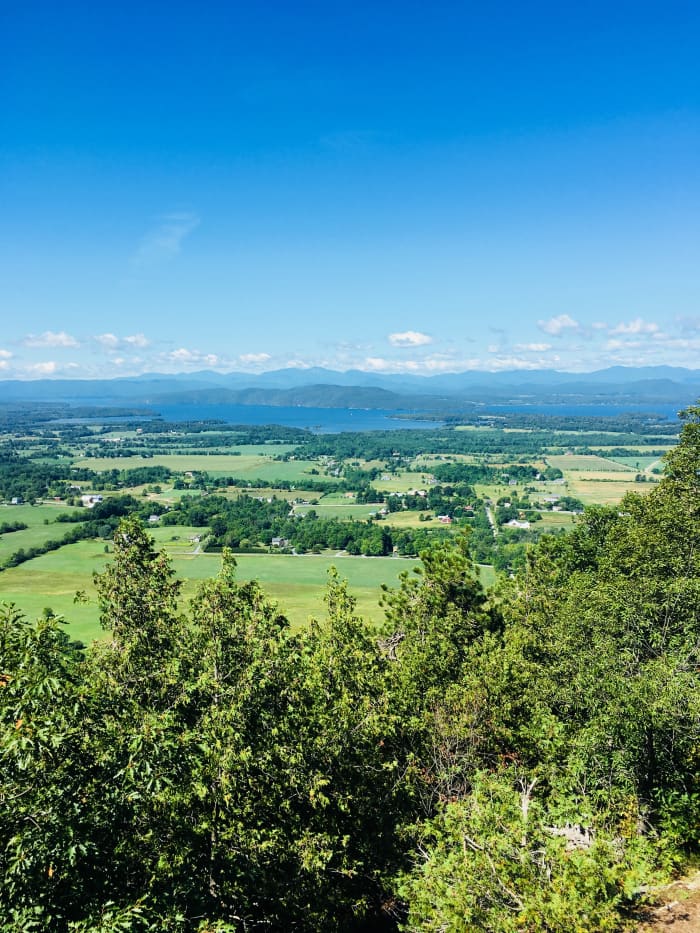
396, 409, 700, 930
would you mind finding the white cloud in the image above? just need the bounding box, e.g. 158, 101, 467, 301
94, 332, 150, 351
610, 317, 659, 335
605, 338, 643, 351
514, 342, 552, 352
239, 352, 272, 365
133, 212, 200, 266
487, 356, 546, 371
26, 361, 59, 375
362, 352, 564, 374
388, 330, 433, 348
284, 360, 313, 369
94, 333, 120, 348
23, 330, 80, 348
537, 314, 579, 336
650, 335, 700, 350
124, 333, 149, 348
364, 356, 453, 373
0, 349, 12, 359
164, 347, 220, 367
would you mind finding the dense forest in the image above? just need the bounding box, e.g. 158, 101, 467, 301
2, 408, 700, 930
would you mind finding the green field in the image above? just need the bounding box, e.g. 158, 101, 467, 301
546, 454, 634, 472
293, 501, 381, 520
73, 453, 336, 483
381, 510, 436, 529
0, 539, 422, 642
0, 503, 81, 564
567, 474, 654, 505
606, 455, 664, 471
539, 511, 577, 530
372, 471, 430, 493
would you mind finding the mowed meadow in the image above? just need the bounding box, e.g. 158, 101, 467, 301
0, 532, 423, 643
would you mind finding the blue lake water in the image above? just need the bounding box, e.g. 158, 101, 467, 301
58, 399, 684, 432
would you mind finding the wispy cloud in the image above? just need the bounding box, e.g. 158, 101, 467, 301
514, 342, 552, 352
133, 212, 200, 266
362, 353, 558, 374
161, 347, 220, 368
23, 330, 80, 348
94, 333, 120, 349
610, 317, 659, 335
388, 330, 433, 348
124, 333, 149, 348
94, 332, 150, 350
239, 352, 272, 365
676, 315, 700, 334
25, 361, 59, 374
537, 314, 579, 336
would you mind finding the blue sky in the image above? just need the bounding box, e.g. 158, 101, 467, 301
2, 0, 700, 378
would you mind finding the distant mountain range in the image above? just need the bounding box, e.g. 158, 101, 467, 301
1, 366, 699, 413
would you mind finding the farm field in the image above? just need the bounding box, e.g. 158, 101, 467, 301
0, 502, 82, 562
0, 502, 72, 523
538, 511, 578, 530
0, 538, 422, 642
73, 453, 334, 483
293, 501, 381, 520
546, 454, 634, 472
371, 471, 429, 493
606, 455, 664, 470
170, 551, 420, 629
216, 486, 305, 503
566, 475, 653, 505
380, 510, 435, 529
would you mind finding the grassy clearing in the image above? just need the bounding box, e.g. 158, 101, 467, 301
0, 503, 72, 524
373, 471, 430, 493
73, 454, 336, 484
606, 455, 664, 471
149, 526, 210, 550
293, 503, 381, 520
572, 469, 644, 483
0, 541, 110, 643
381, 511, 436, 529
547, 454, 633, 472
412, 454, 481, 467
0, 539, 423, 642
538, 512, 578, 530
0, 524, 79, 565
474, 482, 535, 501
567, 475, 655, 505
221, 487, 307, 502
476, 564, 497, 588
